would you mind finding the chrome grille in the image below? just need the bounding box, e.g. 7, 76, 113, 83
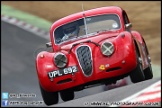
76, 46, 93, 77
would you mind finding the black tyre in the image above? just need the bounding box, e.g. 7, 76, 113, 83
143, 40, 153, 80
130, 47, 145, 83
60, 88, 74, 101
144, 61, 153, 80
39, 84, 58, 105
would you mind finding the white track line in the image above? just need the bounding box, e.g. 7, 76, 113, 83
130, 92, 161, 102
110, 80, 161, 107
1, 14, 50, 41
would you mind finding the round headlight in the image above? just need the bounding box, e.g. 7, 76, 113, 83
54, 53, 67, 68
101, 42, 114, 56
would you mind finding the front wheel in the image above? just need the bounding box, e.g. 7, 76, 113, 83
144, 56, 153, 80
60, 88, 74, 101
130, 48, 145, 83
39, 84, 58, 105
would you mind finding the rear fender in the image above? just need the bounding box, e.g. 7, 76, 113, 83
131, 31, 149, 69
131, 31, 143, 44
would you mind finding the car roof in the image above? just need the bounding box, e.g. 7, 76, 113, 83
51, 6, 123, 30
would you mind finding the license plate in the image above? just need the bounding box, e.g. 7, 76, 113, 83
48, 66, 78, 79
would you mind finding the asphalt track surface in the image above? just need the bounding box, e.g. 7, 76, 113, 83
53, 78, 160, 107
1, 21, 106, 107
1, 21, 161, 107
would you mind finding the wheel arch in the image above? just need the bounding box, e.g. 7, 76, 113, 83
142, 38, 149, 55
133, 39, 140, 57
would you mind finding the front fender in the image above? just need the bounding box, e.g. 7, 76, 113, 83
94, 31, 137, 75
35, 50, 83, 92
36, 51, 56, 91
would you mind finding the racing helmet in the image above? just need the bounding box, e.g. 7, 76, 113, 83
63, 22, 79, 37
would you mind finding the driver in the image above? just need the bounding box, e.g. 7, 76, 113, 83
62, 22, 79, 41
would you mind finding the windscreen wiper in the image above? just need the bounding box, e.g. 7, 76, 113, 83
68, 40, 100, 54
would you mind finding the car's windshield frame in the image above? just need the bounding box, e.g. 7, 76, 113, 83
53, 13, 122, 45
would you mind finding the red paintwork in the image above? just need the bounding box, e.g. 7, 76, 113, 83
36, 6, 150, 92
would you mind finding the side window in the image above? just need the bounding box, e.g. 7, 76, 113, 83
123, 10, 131, 31
123, 11, 129, 24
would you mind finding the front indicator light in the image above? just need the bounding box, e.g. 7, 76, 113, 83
40, 54, 44, 58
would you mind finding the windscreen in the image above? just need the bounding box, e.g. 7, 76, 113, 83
54, 14, 121, 44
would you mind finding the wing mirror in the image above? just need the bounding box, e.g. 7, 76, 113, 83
125, 23, 132, 29
46, 42, 52, 48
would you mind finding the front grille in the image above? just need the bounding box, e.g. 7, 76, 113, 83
76, 46, 93, 77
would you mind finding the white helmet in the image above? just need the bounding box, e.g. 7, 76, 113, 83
63, 22, 79, 38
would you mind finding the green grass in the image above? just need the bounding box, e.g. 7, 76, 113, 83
1, 4, 52, 31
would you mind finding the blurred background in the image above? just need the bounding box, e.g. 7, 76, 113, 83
2, 1, 161, 66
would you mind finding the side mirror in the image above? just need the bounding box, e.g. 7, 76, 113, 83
46, 42, 52, 48
125, 23, 132, 29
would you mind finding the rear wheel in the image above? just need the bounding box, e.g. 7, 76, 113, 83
39, 84, 58, 105
130, 47, 145, 83
60, 88, 74, 101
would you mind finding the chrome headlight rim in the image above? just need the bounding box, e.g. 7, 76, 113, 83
54, 52, 67, 68
100, 41, 115, 56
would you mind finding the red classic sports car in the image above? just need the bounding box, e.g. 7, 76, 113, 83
36, 6, 153, 105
